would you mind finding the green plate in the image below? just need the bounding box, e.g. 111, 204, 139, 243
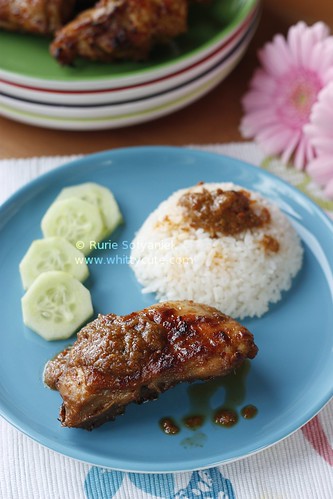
0, 0, 257, 87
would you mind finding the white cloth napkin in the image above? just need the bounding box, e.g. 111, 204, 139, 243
0, 143, 332, 499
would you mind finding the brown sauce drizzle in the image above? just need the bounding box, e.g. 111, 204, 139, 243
214, 408, 238, 427
159, 362, 258, 437
159, 417, 180, 435
241, 404, 258, 419
178, 188, 271, 237
261, 234, 280, 253
183, 415, 205, 430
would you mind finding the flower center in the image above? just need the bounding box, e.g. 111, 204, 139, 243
276, 68, 322, 129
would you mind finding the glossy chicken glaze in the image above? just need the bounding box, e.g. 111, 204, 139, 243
44, 301, 258, 430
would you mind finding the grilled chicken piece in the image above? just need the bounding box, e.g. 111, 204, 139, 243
50, 0, 188, 65
44, 301, 258, 430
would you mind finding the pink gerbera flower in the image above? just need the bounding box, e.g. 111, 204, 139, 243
305, 83, 333, 197
241, 22, 333, 169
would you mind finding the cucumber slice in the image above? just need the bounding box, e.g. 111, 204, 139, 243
19, 237, 89, 290
41, 197, 104, 255
57, 182, 123, 237
22, 271, 93, 341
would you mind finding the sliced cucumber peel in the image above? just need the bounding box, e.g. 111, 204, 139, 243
57, 182, 123, 238
41, 197, 104, 255
19, 237, 89, 289
21, 271, 93, 341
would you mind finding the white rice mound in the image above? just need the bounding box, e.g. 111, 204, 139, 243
130, 183, 303, 319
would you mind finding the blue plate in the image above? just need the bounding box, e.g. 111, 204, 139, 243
0, 146, 332, 472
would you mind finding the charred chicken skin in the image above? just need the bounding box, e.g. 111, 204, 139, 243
0, 0, 76, 35
50, 0, 188, 65
44, 301, 258, 430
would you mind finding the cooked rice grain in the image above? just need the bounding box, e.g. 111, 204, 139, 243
130, 183, 303, 319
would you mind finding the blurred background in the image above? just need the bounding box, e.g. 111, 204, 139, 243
265, 0, 333, 27
0, 0, 332, 158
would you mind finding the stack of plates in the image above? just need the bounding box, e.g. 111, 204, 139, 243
0, 0, 260, 130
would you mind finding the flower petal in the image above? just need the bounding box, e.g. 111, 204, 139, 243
256, 126, 295, 155
272, 34, 294, 66
288, 22, 306, 65
240, 21, 331, 171
307, 82, 333, 159
294, 135, 308, 169
324, 178, 333, 198
310, 136, 333, 155
299, 27, 317, 68
313, 44, 333, 79
281, 132, 301, 165
258, 39, 292, 77
242, 91, 275, 112
307, 155, 333, 184
305, 139, 316, 162
311, 22, 330, 43
240, 110, 285, 137
250, 69, 277, 95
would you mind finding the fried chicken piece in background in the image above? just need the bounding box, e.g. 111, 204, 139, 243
50, 0, 190, 64
0, 0, 76, 35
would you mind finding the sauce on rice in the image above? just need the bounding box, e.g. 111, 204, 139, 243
178, 188, 271, 237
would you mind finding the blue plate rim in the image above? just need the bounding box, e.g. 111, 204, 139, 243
0, 145, 333, 472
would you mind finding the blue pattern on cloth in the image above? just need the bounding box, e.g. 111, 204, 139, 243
84, 466, 236, 498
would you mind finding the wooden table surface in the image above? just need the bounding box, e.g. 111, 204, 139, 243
0, 1, 332, 160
